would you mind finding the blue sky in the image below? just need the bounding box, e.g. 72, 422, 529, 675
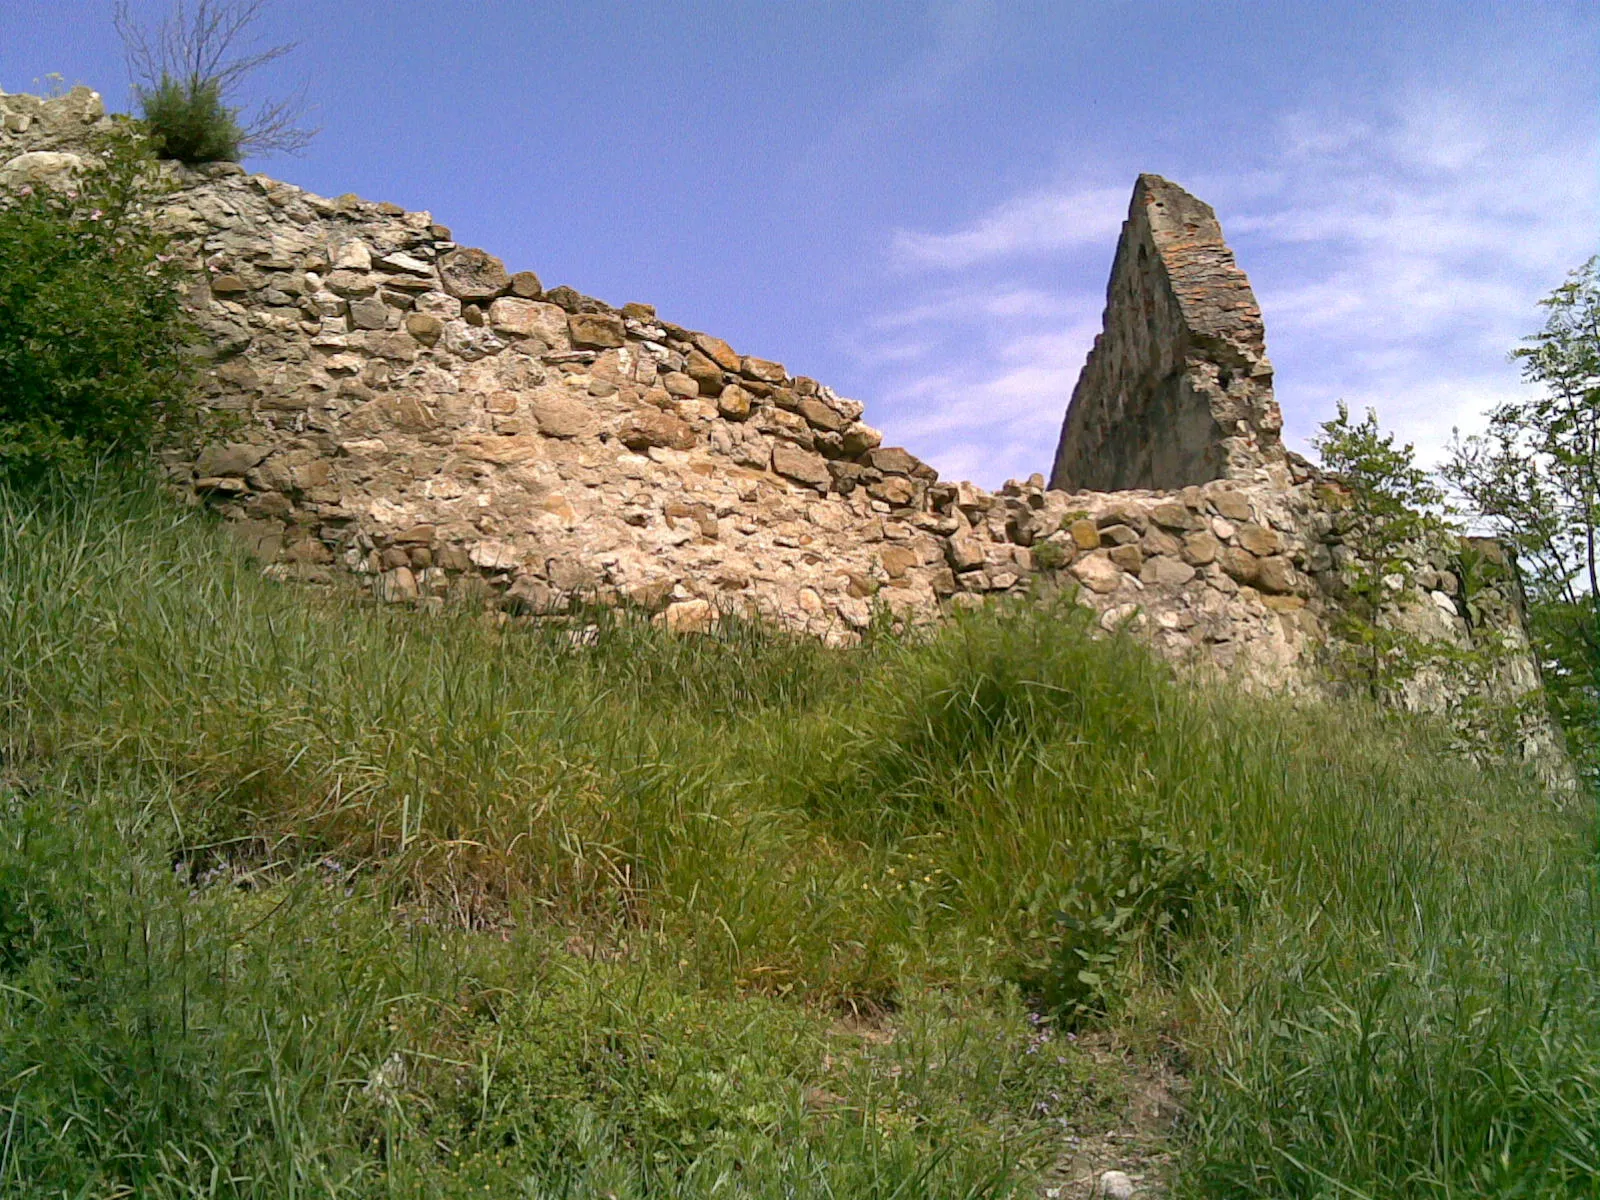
5, 1, 1597, 488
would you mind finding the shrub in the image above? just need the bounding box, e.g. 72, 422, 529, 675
1023, 827, 1249, 1024
136, 73, 243, 164
116, 0, 317, 163
0, 125, 195, 481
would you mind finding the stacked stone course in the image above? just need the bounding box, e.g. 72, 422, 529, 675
0, 87, 1546, 705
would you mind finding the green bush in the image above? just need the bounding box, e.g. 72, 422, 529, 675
1024, 827, 1249, 1024
0, 125, 195, 481
136, 74, 244, 165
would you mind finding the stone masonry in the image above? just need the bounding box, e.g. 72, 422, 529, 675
0, 87, 1551, 720
1050, 175, 1287, 493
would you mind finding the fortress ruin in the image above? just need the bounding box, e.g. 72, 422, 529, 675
0, 86, 1550, 732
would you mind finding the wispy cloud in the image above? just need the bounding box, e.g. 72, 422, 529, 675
791, 0, 1000, 186
1226, 85, 1598, 466
856, 77, 1597, 488
888, 186, 1126, 270
868, 285, 1079, 332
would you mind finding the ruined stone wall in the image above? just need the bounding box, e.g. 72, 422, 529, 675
0, 88, 1551, 724
1050, 175, 1287, 493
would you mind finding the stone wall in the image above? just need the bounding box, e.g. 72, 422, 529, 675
1050, 175, 1287, 493
0, 88, 1555, 729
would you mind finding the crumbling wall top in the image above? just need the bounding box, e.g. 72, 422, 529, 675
1049, 174, 1286, 494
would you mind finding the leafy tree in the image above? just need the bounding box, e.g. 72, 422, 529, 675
1444, 257, 1600, 788
114, 0, 316, 164
1312, 402, 1453, 695
0, 124, 196, 480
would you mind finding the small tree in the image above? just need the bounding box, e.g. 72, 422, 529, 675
1312, 402, 1453, 696
0, 125, 197, 480
114, 0, 316, 164
1444, 258, 1600, 788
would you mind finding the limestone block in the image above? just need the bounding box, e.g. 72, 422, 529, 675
1255, 555, 1297, 594
209, 273, 252, 297
1182, 530, 1220, 565
649, 371, 690, 399
685, 348, 726, 395
330, 239, 371, 270
414, 291, 462, 318
1151, 502, 1198, 530
1068, 518, 1100, 551
1237, 523, 1282, 556
946, 534, 985, 571
528, 392, 598, 439
1219, 546, 1260, 586
742, 356, 786, 384
376, 566, 419, 602
693, 334, 741, 372
489, 297, 566, 342
461, 434, 543, 464
566, 312, 620, 350
1108, 543, 1144, 573
404, 312, 444, 345
195, 442, 269, 477
797, 398, 846, 433
1142, 527, 1183, 557
868, 476, 917, 506
324, 269, 378, 297
880, 545, 919, 578
717, 384, 753, 420
1141, 555, 1197, 587
662, 598, 715, 633
864, 446, 918, 476
439, 247, 511, 300
1071, 551, 1124, 594
1212, 490, 1253, 521
377, 252, 432, 276
618, 409, 694, 451
772, 442, 831, 489
0, 150, 84, 188
350, 295, 389, 330
841, 423, 883, 457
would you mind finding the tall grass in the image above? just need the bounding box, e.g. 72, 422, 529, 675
2, 475, 1596, 1196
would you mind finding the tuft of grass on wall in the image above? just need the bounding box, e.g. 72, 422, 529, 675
135, 74, 244, 164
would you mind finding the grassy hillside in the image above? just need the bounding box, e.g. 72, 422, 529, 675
2, 477, 1596, 1198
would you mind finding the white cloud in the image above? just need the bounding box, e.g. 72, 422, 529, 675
1232, 88, 1598, 470
856, 79, 1597, 488
888, 185, 1126, 270
867, 285, 1083, 331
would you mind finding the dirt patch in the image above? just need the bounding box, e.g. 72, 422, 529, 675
1035, 1033, 1185, 1197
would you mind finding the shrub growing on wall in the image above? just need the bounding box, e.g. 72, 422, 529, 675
0, 126, 195, 481
116, 0, 316, 165
136, 73, 244, 164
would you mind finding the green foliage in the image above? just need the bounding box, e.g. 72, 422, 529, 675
0, 125, 195, 481
1025, 829, 1249, 1025
1313, 406, 1548, 766
1312, 402, 1456, 694
116, 0, 318, 162
1446, 256, 1600, 792
1, 477, 1596, 1196
136, 72, 244, 164
1030, 539, 1069, 571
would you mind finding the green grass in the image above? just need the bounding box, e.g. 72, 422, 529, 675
1, 475, 1596, 1197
